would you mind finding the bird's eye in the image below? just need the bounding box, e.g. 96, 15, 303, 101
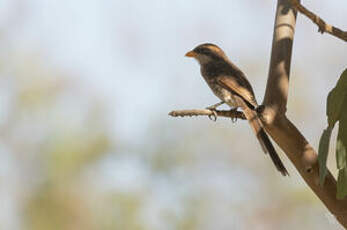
198, 48, 209, 55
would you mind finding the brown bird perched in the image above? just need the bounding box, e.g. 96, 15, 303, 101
185, 43, 288, 176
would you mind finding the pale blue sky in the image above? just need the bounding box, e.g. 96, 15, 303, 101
3, 0, 346, 143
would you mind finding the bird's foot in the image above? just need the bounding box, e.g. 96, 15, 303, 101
256, 105, 265, 114
205, 102, 224, 122
230, 107, 238, 123
207, 109, 218, 121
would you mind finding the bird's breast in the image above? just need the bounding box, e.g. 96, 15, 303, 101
205, 78, 237, 107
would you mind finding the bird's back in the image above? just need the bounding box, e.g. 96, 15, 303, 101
201, 60, 258, 108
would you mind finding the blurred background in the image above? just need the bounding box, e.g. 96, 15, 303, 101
0, 0, 346, 229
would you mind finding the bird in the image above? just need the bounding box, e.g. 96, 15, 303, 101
185, 43, 288, 176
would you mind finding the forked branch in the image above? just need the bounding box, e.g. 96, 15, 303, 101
263, 0, 347, 228
169, 0, 347, 227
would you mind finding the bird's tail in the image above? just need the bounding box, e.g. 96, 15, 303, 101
236, 98, 288, 176
256, 127, 289, 176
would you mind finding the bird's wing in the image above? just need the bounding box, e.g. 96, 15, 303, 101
217, 75, 258, 109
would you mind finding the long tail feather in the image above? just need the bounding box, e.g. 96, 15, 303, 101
234, 96, 288, 176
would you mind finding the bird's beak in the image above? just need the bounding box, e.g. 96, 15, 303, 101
185, 50, 197, 58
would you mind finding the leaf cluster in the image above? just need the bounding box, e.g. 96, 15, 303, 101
319, 69, 347, 199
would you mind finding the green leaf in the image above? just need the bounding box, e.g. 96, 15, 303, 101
336, 95, 347, 169
336, 88, 347, 199
327, 69, 347, 127
337, 168, 347, 199
337, 139, 347, 170
318, 126, 333, 186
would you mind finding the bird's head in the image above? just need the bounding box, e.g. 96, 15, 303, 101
185, 43, 227, 65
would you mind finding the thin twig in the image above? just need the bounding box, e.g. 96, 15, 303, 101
169, 109, 246, 120
290, 0, 347, 42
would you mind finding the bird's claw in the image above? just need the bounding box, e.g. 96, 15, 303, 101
256, 105, 265, 114
230, 108, 238, 123
207, 109, 218, 121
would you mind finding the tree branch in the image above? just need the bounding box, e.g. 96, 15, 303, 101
262, 0, 347, 227
289, 0, 347, 42
169, 109, 246, 120
169, 0, 347, 227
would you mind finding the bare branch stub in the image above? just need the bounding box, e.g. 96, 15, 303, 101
168, 109, 246, 120
290, 0, 347, 42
